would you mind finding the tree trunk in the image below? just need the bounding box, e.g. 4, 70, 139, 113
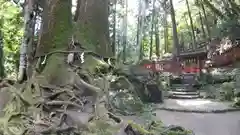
136, 16, 141, 59
162, 0, 168, 53
18, 0, 36, 82
169, 0, 180, 57
0, 31, 4, 78
36, 0, 72, 55
149, 0, 156, 59
137, 0, 146, 61
74, 0, 81, 21
199, 11, 206, 40
163, 12, 168, 53
111, 0, 117, 56
155, 22, 160, 58
179, 33, 185, 51
74, 0, 112, 57
200, 0, 211, 39
139, 33, 146, 60
34, 0, 73, 86
184, 14, 193, 48
122, 0, 128, 62
185, 0, 196, 49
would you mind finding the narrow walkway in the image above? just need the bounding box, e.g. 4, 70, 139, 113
156, 110, 240, 135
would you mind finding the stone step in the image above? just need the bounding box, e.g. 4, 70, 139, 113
169, 91, 199, 95
171, 87, 196, 92
169, 94, 201, 99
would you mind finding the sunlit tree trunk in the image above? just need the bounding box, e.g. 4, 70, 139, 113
74, 0, 81, 21
169, 0, 180, 57
149, 0, 156, 59
18, 0, 36, 82
185, 0, 196, 49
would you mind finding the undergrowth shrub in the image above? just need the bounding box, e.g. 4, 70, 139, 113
220, 82, 235, 101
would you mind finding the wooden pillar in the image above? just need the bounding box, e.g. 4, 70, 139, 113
197, 56, 202, 76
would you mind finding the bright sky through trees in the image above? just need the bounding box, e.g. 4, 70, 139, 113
71, 0, 185, 25
126, 0, 185, 25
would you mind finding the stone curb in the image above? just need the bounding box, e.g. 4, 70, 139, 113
154, 107, 240, 113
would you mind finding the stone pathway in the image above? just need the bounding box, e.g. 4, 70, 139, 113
154, 99, 240, 135
123, 110, 240, 135
123, 99, 240, 135
156, 99, 240, 113
156, 110, 240, 135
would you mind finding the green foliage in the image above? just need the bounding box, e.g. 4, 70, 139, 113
211, 18, 240, 39
0, 1, 23, 76
220, 82, 235, 101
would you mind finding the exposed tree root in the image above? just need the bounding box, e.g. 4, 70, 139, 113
0, 52, 194, 135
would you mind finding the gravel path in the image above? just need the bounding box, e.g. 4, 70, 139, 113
155, 110, 240, 135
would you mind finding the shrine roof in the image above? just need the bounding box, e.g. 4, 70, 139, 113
179, 48, 207, 58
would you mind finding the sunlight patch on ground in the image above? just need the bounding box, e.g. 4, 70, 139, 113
176, 100, 213, 106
